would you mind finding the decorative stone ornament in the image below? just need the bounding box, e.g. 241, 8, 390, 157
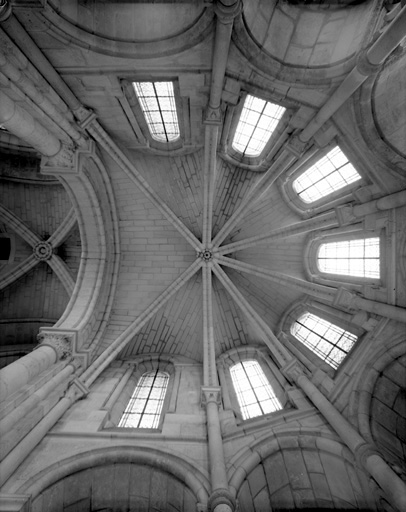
335, 204, 357, 226
37, 332, 73, 360
0, 0, 12, 22
208, 488, 237, 512
201, 386, 222, 407
198, 249, 214, 262
356, 49, 381, 77
204, 106, 222, 125
333, 287, 358, 312
281, 359, 306, 383
33, 241, 53, 261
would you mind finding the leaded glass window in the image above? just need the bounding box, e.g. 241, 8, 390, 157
230, 360, 282, 420
118, 370, 169, 428
232, 95, 285, 157
318, 237, 380, 279
132, 82, 180, 142
291, 312, 357, 369
293, 146, 361, 203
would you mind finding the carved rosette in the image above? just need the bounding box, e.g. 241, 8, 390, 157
208, 488, 236, 512
37, 332, 73, 360
33, 241, 53, 261
197, 249, 214, 262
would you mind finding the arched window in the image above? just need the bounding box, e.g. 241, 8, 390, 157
292, 146, 361, 204
232, 94, 285, 157
291, 312, 357, 369
132, 81, 180, 142
317, 236, 380, 279
230, 360, 282, 420
118, 370, 169, 428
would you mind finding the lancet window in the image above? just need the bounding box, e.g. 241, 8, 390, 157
132, 81, 180, 143
317, 237, 380, 279
291, 312, 358, 369
230, 360, 282, 420
293, 146, 361, 204
232, 94, 285, 157
118, 370, 169, 429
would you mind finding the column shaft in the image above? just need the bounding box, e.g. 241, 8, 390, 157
0, 346, 57, 402
0, 90, 61, 157
299, 5, 406, 143
291, 368, 406, 512
0, 394, 73, 487
0, 361, 75, 433
353, 189, 406, 217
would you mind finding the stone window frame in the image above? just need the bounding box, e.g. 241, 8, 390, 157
304, 228, 386, 289
220, 91, 293, 170
218, 346, 289, 424
121, 78, 185, 152
0, 233, 15, 266
101, 358, 176, 433
280, 140, 367, 217
279, 300, 365, 377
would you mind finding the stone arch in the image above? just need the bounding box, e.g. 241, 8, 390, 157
17, 446, 210, 511
41, 144, 120, 357
227, 428, 372, 510
38, 3, 214, 59
232, 1, 377, 86
349, 337, 406, 474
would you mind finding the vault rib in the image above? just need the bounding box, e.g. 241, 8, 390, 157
217, 210, 338, 255
85, 119, 203, 252
216, 255, 336, 303
48, 207, 76, 248
81, 258, 203, 387
0, 254, 38, 291
212, 261, 291, 366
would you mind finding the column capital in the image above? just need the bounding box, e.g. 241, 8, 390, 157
204, 105, 222, 125
285, 134, 307, 157
37, 331, 74, 360
41, 143, 76, 175
214, 0, 241, 24
0, 0, 12, 22
201, 386, 222, 407
65, 377, 89, 401
208, 488, 236, 512
356, 49, 381, 77
333, 287, 358, 312
281, 359, 307, 383
354, 442, 380, 468
335, 204, 357, 226
37, 328, 90, 368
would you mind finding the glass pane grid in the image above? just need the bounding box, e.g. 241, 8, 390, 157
318, 237, 380, 278
291, 313, 357, 369
133, 81, 180, 142
293, 147, 361, 203
232, 95, 285, 157
118, 370, 169, 429
230, 360, 282, 420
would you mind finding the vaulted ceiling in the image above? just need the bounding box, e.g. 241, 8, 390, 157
0, 0, 405, 367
